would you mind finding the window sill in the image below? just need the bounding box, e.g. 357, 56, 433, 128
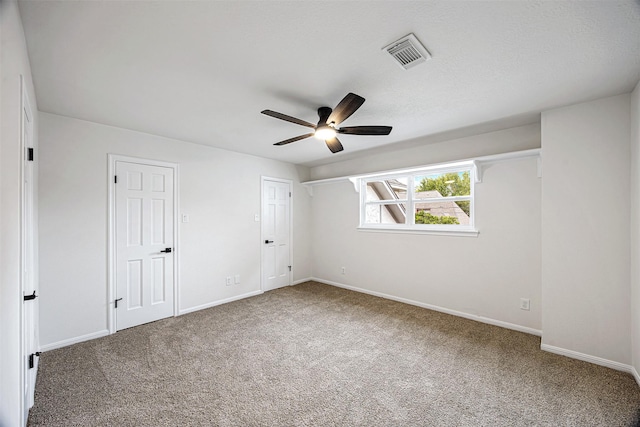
357, 226, 479, 237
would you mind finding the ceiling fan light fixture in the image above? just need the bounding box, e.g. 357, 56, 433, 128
314, 125, 336, 140
263, 92, 392, 153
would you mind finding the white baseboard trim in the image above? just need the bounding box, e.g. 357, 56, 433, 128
292, 277, 313, 286
311, 277, 542, 337
541, 344, 633, 374
632, 366, 640, 387
40, 291, 266, 351
179, 290, 263, 315
39, 329, 110, 352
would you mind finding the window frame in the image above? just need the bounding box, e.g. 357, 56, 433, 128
358, 162, 477, 236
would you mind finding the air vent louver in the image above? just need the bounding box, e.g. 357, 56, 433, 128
383, 34, 431, 70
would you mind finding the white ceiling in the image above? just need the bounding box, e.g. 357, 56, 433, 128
18, 1, 640, 167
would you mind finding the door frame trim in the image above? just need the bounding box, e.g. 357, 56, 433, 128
260, 176, 294, 292
107, 154, 180, 334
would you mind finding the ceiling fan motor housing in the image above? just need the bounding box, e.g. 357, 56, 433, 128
317, 107, 333, 125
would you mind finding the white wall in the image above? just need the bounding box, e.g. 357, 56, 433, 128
541, 94, 631, 366
310, 123, 540, 180
38, 113, 311, 349
309, 125, 542, 333
631, 80, 640, 379
0, 1, 39, 426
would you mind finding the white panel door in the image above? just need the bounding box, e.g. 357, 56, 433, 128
21, 81, 37, 421
262, 179, 291, 291
115, 161, 174, 330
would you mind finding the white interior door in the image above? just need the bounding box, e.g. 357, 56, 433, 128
21, 79, 38, 422
115, 161, 175, 330
262, 178, 291, 291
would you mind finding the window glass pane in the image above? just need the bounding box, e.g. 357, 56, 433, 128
414, 201, 470, 226
365, 178, 408, 201
359, 165, 475, 231
365, 203, 407, 224
414, 171, 471, 200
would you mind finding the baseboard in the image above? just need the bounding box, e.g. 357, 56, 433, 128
311, 277, 542, 337
632, 366, 640, 387
40, 291, 266, 351
292, 277, 312, 286
179, 290, 263, 315
39, 329, 110, 352
541, 344, 633, 374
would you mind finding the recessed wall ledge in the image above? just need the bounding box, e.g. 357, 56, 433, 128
301, 148, 541, 195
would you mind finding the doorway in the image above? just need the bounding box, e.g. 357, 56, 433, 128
108, 156, 178, 332
261, 177, 292, 291
21, 75, 38, 425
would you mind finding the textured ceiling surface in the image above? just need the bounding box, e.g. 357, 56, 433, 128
18, 1, 640, 166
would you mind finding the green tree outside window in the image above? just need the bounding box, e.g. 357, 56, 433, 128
415, 211, 459, 225
415, 171, 470, 216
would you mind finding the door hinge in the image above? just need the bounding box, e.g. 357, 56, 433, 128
289, 192, 291, 197
114, 175, 118, 184
288, 265, 292, 272
27, 147, 34, 161
28, 352, 41, 369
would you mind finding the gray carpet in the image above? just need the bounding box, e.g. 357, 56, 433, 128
29, 282, 640, 426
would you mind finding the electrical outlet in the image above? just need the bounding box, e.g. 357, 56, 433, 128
254, 214, 260, 222
226, 276, 232, 286
234, 274, 240, 284
520, 298, 530, 311
341, 267, 346, 275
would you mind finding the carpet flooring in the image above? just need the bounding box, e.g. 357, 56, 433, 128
29, 282, 640, 426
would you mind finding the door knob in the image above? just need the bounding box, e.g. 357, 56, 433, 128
160, 248, 172, 253
265, 240, 274, 244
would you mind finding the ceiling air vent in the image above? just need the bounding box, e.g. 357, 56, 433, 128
383, 33, 431, 70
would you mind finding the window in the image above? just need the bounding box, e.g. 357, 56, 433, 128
359, 162, 476, 235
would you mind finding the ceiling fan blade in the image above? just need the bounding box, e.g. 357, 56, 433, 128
338, 126, 392, 136
328, 93, 365, 125
261, 110, 316, 129
325, 137, 344, 153
273, 133, 314, 146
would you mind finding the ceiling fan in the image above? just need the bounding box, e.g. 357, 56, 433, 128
261, 93, 392, 153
